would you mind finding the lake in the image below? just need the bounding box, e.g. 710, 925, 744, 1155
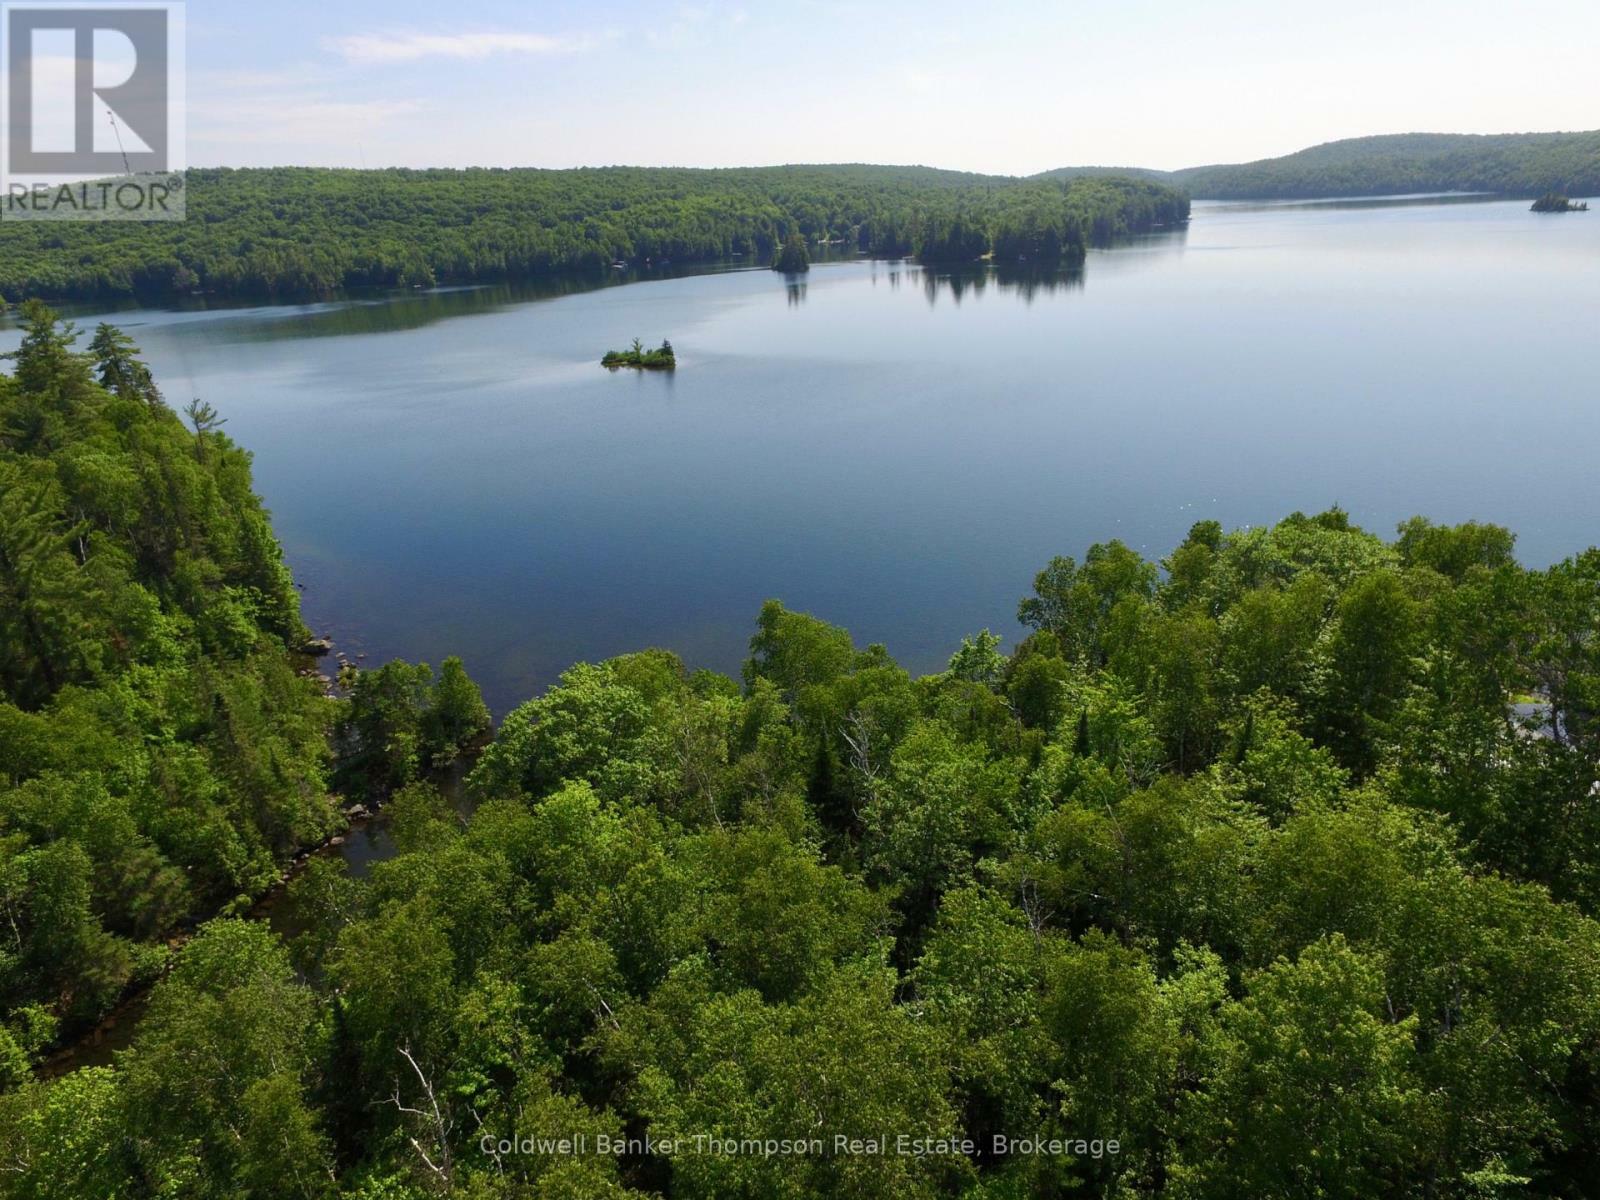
8, 196, 1597, 714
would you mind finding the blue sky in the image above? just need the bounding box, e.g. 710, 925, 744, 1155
187, 0, 1600, 174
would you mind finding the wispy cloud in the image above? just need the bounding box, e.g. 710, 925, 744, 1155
207, 98, 425, 146
646, 3, 747, 47
326, 31, 600, 65
190, 67, 421, 160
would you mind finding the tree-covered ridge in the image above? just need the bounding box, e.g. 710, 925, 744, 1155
1041, 129, 1600, 200
0, 306, 346, 1069
0, 166, 1188, 303
6, 489, 1600, 1195
1174, 130, 1600, 199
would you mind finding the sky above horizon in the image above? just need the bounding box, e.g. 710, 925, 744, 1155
187, 0, 1600, 175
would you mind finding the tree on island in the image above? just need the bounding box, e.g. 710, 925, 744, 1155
772, 232, 810, 273
601, 337, 676, 369
1531, 192, 1589, 212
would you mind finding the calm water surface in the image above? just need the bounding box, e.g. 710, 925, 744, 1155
10, 198, 1598, 713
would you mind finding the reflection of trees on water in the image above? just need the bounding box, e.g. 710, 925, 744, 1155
1204, 192, 1507, 213
28, 226, 1195, 344
200, 266, 737, 341
859, 223, 1188, 307
29, 262, 754, 343
213, 286, 540, 340
868, 259, 1086, 306
919, 263, 1087, 306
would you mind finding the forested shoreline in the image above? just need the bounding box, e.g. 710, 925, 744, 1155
4, 322, 1600, 1197
1, 130, 1592, 310
0, 305, 492, 1065
0, 167, 1188, 304
4, 130, 1592, 308
1044, 130, 1600, 201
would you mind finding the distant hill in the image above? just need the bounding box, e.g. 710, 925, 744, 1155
1040, 130, 1600, 200
1027, 165, 1174, 183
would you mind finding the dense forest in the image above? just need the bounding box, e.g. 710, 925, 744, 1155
0, 302, 337, 1068
3, 323, 1600, 1198
0, 167, 1188, 303
0, 306, 490, 1064
1043, 130, 1600, 200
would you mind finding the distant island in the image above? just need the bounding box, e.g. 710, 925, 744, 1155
602, 338, 676, 370
772, 233, 810, 273
1531, 192, 1589, 213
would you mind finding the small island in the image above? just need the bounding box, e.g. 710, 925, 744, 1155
601, 338, 676, 370
1531, 193, 1589, 213
772, 232, 810, 273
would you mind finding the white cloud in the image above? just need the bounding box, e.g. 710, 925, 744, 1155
326, 31, 597, 65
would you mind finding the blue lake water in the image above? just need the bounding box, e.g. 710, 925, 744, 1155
10, 196, 1598, 713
